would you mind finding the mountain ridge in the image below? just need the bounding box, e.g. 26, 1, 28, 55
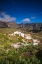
0, 21, 42, 32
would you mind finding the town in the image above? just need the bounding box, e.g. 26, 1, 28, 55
8, 31, 40, 49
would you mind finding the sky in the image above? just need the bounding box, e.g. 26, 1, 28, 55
0, 0, 42, 24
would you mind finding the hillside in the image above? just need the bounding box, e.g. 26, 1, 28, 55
6, 22, 18, 28
0, 21, 8, 28
0, 21, 42, 33
18, 23, 42, 33
0, 21, 18, 28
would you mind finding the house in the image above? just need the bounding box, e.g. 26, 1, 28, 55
33, 39, 40, 45
14, 31, 25, 37
11, 43, 21, 49
14, 31, 21, 36
25, 34, 32, 39
20, 33, 25, 37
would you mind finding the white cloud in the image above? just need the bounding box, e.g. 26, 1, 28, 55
22, 18, 31, 23
0, 12, 16, 22
31, 16, 36, 19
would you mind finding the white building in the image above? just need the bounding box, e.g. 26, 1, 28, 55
33, 39, 40, 45
8, 31, 32, 40
11, 43, 21, 49
14, 31, 21, 36
25, 34, 32, 39
20, 33, 25, 37
14, 31, 25, 37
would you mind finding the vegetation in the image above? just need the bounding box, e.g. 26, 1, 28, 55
0, 33, 42, 64
0, 28, 17, 34
0, 44, 42, 64
0, 27, 42, 64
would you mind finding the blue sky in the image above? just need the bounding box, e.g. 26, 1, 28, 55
0, 0, 42, 23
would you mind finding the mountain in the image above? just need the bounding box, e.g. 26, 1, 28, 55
6, 22, 18, 28
0, 21, 8, 28
0, 21, 18, 28
18, 23, 42, 32
0, 21, 42, 33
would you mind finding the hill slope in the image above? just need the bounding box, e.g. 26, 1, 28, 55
18, 23, 42, 32
0, 21, 42, 33
0, 21, 8, 28
0, 21, 18, 28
